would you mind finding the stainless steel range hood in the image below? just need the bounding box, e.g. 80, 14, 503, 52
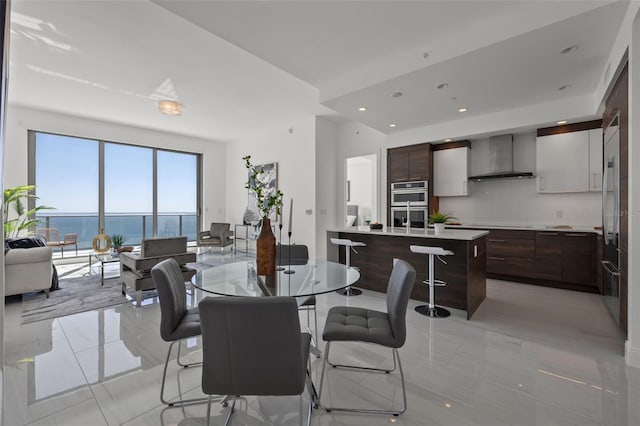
468, 134, 534, 181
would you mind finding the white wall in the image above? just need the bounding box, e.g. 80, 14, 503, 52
315, 117, 338, 260
440, 132, 602, 227
225, 118, 317, 256
4, 106, 227, 227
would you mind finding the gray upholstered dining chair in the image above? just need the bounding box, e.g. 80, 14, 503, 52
151, 259, 208, 407
317, 259, 416, 416
276, 244, 318, 342
198, 296, 313, 426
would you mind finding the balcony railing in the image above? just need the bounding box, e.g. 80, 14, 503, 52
35, 213, 197, 252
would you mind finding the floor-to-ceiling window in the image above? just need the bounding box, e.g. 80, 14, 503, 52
104, 143, 153, 245
32, 133, 99, 249
30, 131, 200, 253
157, 150, 198, 241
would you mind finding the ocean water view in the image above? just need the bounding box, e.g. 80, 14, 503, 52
35, 213, 197, 251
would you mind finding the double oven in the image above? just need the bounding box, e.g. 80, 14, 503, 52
390, 181, 429, 228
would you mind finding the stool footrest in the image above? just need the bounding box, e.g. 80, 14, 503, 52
422, 280, 446, 287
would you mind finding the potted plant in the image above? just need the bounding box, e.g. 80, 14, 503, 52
3, 185, 55, 239
243, 155, 284, 275
428, 211, 456, 234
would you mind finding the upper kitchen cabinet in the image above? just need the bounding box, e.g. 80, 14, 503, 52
433, 144, 470, 197
535, 121, 603, 193
387, 144, 429, 182
589, 128, 603, 192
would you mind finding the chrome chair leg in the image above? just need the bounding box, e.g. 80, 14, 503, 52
222, 398, 236, 426
206, 395, 212, 426
175, 339, 202, 368
160, 340, 208, 407
317, 342, 407, 416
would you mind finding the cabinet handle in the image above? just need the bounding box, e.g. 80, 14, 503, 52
566, 233, 589, 237
593, 172, 599, 188
462, 180, 467, 194
489, 257, 505, 261
488, 239, 505, 242
539, 176, 545, 191
539, 232, 559, 236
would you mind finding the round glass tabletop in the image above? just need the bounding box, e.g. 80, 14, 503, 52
191, 260, 360, 297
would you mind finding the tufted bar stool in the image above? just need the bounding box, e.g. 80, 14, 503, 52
330, 237, 366, 296
410, 245, 454, 318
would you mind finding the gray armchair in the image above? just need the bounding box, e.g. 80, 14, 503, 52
198, 222, 233, 251
120, 236, 196, 306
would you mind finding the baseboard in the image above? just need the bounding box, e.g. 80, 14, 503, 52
626, 340, 640, 367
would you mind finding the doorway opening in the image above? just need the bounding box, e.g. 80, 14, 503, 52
345, 154, 377, 227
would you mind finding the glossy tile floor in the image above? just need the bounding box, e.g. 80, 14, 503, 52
4, 251, 639, 425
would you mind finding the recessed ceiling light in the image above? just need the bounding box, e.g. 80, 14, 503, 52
158, 100, 182, 116
389, 123, 397, 128
436, 83, 448, 90
458, 108, 468, 112
558, 85, 572, 91
358, 106, 367, 112
557, 120, 568, 125
444, 138, 452, 142
391, 92, 403, 98
561, 45, 579, 55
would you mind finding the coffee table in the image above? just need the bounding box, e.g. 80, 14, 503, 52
88, 253, 122, 286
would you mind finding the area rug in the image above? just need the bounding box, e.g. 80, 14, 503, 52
20, 261, 216, 325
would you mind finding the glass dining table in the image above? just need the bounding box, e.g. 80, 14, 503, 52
191, 259, 360, 298
191, 259, 359, 401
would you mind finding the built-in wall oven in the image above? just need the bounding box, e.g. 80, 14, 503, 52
390, 181, 428, 205
390, 181, 428, 228
391, 206, 428, 228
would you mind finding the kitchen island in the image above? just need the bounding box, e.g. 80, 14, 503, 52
327, 226, 488, 319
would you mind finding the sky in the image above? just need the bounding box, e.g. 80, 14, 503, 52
35, 132, 197, 214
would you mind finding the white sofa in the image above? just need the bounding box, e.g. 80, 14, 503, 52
4, 246, 53, 297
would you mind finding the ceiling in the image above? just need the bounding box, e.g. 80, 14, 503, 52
8, 1, 630, 142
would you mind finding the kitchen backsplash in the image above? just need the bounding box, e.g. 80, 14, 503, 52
439, 178, 601, 227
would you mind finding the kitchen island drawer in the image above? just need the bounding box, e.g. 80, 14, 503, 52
487, 256, 536, 277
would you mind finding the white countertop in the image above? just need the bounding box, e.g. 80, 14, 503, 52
444, 223, 601, 234
330, 226, 489, 241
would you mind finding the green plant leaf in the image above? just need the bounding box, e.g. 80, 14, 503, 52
3, 185, 56, 238
428, 210, 456, 224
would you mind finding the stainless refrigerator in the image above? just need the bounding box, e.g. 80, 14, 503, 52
602, 113, 620, 325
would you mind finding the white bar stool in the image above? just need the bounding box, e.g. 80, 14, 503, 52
410, 245, 454, 318
330, 237, 366, 296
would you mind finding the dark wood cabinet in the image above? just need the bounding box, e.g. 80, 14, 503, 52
535, 231, 562, 281
408, 149, 429, 181
485, 228, 598, 292
387, 143, 438, 225
486, 230, 535, 278
388, 151, 410, 182
561, 232, 594, 286
388, 145, 429, 183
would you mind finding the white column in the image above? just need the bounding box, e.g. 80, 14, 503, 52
627, 5, 640, 369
